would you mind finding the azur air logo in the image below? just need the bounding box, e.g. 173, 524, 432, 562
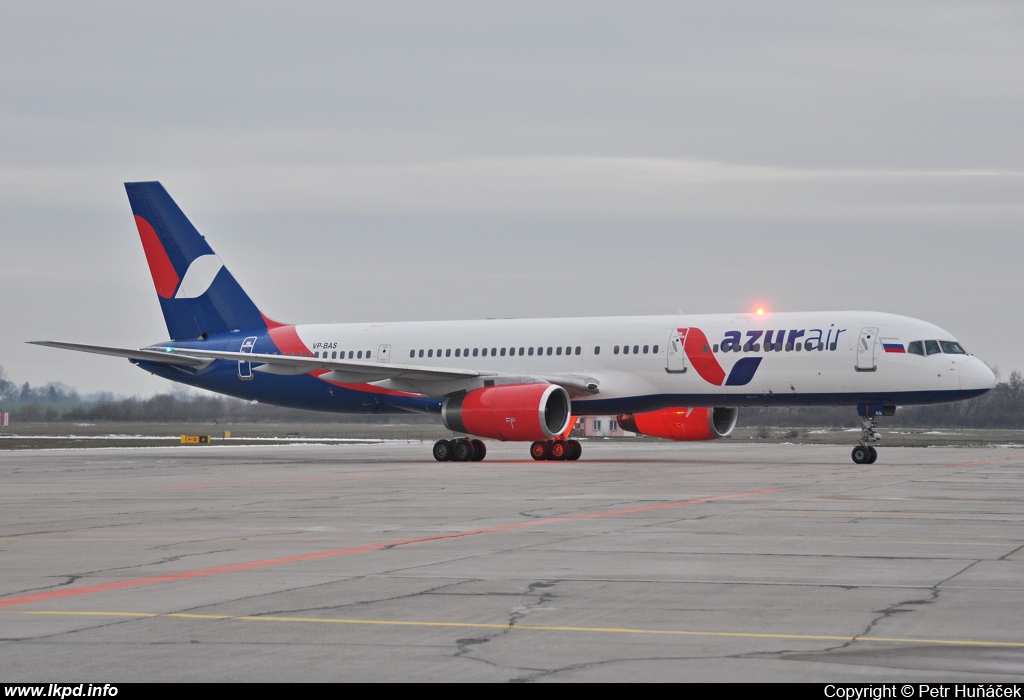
677, 328, 762, 387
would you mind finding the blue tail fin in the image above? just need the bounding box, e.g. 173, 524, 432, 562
125, 181, 267, 340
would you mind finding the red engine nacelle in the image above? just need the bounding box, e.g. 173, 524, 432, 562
441, 383, 572, 441
618, 406, 738, 441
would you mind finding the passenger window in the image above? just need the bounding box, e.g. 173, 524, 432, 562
500, 348, 506, 356
645, 345, 651, 354
473, 348, 479, 357
633, 345, 639, 354
595, 346, 601, 355
464, 348, 469, 356
575, 346, 581, 355
556, 347, 562, 356
712, 344, 718, 353
528, 347, 534, 356
357, 351, 363, 359
752, 344, 760, 352
519, 347, 524, 356
925, 340, 941, 355
428, 349, 433, 358
546, 347, 552, 355
614, 346, 620, 354
446, 349, 451, 357
795, 343, 801, 351
653, 345, 659, 353
418, 349, 424, 358
623, 345, 629, 355
332, 351, 337, 359
743, 343, 751, 352
829, 343, 836, 351
940, 341, 966, 354
455, 348, 461, 357
348, 351, 354, 359
907, 341, 924, 356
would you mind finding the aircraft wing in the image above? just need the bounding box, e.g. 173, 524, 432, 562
29, 341, 215, 368
29, 341, 489, 382
30, 341, 600, 394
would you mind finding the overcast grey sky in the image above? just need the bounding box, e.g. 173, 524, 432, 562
1, 1, 1021, 396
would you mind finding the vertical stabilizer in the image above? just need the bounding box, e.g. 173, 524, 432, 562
125, 181, 267, 340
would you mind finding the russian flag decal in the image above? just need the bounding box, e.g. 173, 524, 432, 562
881, 338, 905, 353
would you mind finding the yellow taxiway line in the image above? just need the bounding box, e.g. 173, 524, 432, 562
7, 610, 1024, 648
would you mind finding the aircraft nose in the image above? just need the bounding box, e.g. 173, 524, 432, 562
960, 357, 997, 393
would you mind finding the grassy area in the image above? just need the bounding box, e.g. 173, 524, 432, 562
2, 422, 1023, 450
0, 421, 452, 449
730, 426, 1024, 447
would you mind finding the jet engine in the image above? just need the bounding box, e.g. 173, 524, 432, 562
441, 383, 572, 442
618, 406, 738, 441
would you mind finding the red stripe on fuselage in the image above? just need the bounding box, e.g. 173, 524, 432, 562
266, 325, 419, 398
680, 327, 726, 386
134, 216, 179, 299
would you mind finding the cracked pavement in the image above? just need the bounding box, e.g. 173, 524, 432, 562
2, 441, 1024, 681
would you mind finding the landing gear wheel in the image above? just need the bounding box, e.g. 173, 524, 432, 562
530, 441, 549, 460
470, 439, 486, 462
566, 439, 582, 461
867, 446, 878, 464
851, 445, 869, 464
452, 438, 474, 462
549, 440, 568, 460
432, 439, 452, 462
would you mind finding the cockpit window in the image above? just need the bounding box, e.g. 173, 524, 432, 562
940, 341, 966, 354
907, 341, 924, 356
924, 340, 941, 355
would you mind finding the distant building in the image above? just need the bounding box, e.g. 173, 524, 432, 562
573, 416, 631, 438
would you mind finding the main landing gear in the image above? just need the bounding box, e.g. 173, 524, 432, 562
530, 439, 582, 461
432, 438, 583, 461
433, 438, 486, 462
851, 412, 881, 464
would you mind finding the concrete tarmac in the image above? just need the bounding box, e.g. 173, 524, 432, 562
2, 441, 1024, 682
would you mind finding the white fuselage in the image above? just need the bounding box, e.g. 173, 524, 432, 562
282, 310, 994, 412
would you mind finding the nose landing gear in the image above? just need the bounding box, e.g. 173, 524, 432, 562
851, 444, 878, 465
851, 406, 888, 464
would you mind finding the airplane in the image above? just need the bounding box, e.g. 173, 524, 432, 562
32, 182, 997, 464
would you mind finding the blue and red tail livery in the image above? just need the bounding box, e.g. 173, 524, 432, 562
126, 182, 266, 341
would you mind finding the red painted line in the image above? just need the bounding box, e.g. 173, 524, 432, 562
0, 489, 776, 609
944, 457, 1024, 469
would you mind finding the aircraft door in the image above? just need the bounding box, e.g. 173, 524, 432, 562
377, 344, 391, 363
856, 327, 878, 372
666, 329, 687, 373
238, 336, 257, 380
